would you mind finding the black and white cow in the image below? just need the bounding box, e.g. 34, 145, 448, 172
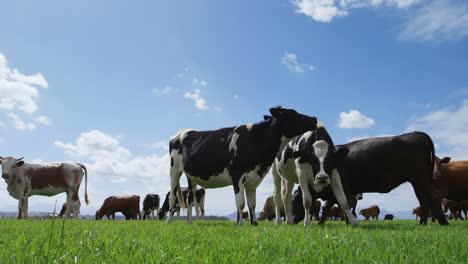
159, 187, 206, 220
168, 106, 318, 226
273, 123, 359, 226
142, 194, 160, 220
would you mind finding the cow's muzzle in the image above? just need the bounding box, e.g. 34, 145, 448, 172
1, 173, 9, 179
316, 174, 329, 184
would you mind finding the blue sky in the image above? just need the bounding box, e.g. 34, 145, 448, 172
1, 0, 467, 217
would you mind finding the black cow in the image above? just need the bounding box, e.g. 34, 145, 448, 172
167, 106, 318, 226
320, 132, 448, 225
273, 123, 358, 227
159, 187, 206, 220
142, 194, 160, 220
384, 214, 394, 220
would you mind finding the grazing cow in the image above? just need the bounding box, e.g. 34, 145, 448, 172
320, 132, 448, 225
142, 194, 160, 220
258, 195, 285, 221
0, 156, 88, 219
433, 156, 468, 203
159, 187, 206, 220
359, 205, 380, 220
168, 107, 318, 226
442, 199, 461, 220
273, 123, 358, 227
95, 195, 141, 220
384, 214, 394, 220
242, 211, 249, 220
329, 205, 344, 220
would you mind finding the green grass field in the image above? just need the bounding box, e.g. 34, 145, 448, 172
0, 219, 466, 263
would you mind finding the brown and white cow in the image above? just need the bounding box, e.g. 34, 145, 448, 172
329, 205, 344, 220
242, 211, 249, 220
258, 195, 285, 221
0, 156, 88, 219
359, 205, 380, 220
95, 195, 141, 220
459, 200, 468, 220
433, 156, 468, 203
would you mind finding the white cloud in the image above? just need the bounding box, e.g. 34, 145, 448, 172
308, 65, 317, 71
192, 78, 207, 88
184, 89, 209, 110
281, 52, 304, 73
399, 0, 468, 42
294, 0, 348, 23
151, 140, 168, 150
7, 112, 36, 131
54, 130, 171, 185
339, 109, 375, 128
152, 85, 172, 95
33, 115, 52, 125
233, 94, 239, 100
0, 120, 4, 127
176, 73, 184, 78
406, 100, 468, 160
0, 53, 48, 115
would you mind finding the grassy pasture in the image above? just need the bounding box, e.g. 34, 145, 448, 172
0, 219, 466, 263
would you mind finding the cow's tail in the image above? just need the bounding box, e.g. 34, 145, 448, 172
77, 163, 89, 205
177, 184, 186, 209
417, 131, 435, 178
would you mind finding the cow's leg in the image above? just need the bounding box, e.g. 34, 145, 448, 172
18, 197, 28, 219
330, 169, 359, 227
167, 166, 183, 224
64, 192, 73, 218
186, 179, 197, 224
69, 191, 81, 220
282, 180, 295, 226
199, 198, 205, 220
245, 187, 258, 226
298, 181, 312, 227
272, 163, 283, 226
233, 178, 246, 227
319, 200, 333, 225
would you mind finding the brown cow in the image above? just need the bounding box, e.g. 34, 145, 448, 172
433, 156, 468, 202
329, 206, 344, 220
95, 195, 141, 220
0, 156, 88, 219
242, 211, 249, 220
412, 206, 433, 221
442, 199, 461, 220
459, 200, 468, 220
259, 195, 285, 221
311, 200, 321, 221
359, 205, 380, 220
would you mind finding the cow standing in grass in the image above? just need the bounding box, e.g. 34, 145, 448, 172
95, 195, 141, 220
168, 107, 318, 226
159, 187, 206, 220
142, 194, 160, 220
320, 132, 448, 225
0, 156, 88, 219
273, 123, 358, 227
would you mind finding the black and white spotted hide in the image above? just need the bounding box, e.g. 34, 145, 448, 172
167, 106, 318, 226
273, 123, 359, 227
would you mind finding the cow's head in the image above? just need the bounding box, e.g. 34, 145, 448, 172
358, 209, 364, 216
269, 106, 317, 139
0, 156, 25, 181
412, 207, 419, 215
293, 141, 349, 187
258, 211, 266, 221
433, 156, 451, 180
95, 210, 104, 220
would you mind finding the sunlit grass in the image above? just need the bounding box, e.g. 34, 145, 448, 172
0, 219, 466, 263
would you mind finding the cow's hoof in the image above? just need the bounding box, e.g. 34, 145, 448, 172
251, 221, 258, 226
438, 218, 449, 226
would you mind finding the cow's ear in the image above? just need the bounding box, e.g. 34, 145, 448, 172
335, 148, 349, 161
263, 115, 272, 121
269, 107, 283, 119
16, 161, 24, 167
441, 157, 451, 164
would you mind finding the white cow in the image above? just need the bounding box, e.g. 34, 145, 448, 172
0, 156, 88, 219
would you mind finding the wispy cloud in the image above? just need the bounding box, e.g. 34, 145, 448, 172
33, 115, 52, 125
399, 0, 468, 42
281, 52, 316, 73
7, 112, 36, 131
152, 85, 172, 95
338, 109, 375, 129
184, 89, 209, 110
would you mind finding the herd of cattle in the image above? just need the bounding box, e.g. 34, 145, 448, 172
1, 106, 467, 227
